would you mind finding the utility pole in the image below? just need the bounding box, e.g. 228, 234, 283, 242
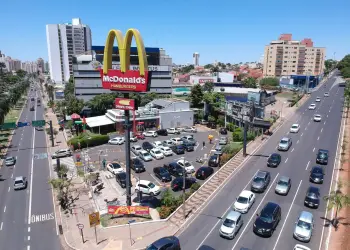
49, 120, 54, 147
182, 157, 186, 219
242, 100, 255, 157
124, 93, 132, 206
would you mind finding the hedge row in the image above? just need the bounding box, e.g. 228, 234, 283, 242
68, 133, 109, 149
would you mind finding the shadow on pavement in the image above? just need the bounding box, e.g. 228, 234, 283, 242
247, 153, 270, 158
133, 196, 161, 208
198, 245, 216, 250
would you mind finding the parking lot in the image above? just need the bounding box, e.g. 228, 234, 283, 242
85, 126, 224, 198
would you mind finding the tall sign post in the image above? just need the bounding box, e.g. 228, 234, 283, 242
89, 212, 100, 245
100, 28, 152, 207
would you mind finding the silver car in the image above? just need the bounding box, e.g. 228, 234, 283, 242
131, 145, 143, 155
219, 210, 243, 239
5, 156, 16, 166
278, 137, 292, 151
275, 176, 291, 195
14, 176, 27, 190
139, 150, 153, 162
294, 211, 314, 242
219, 137, 228, 145
51, 148, 72, 159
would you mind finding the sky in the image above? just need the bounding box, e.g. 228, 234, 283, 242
1, 0, 350, 65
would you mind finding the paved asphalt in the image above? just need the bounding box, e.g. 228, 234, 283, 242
178, 73, 343, 250
0, 82, 60, 250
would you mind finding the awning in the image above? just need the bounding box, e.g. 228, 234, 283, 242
86, 115, 115, 128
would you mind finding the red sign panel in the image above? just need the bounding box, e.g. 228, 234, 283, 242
198, 79, 214, 84
100, 69, 151, 92
107, 205, 149, 215
115, 98, 135, 110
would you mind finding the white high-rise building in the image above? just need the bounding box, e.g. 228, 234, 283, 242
46, 18, 92, 83
193, 52, 200, 66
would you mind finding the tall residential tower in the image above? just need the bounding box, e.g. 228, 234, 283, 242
193, 52, 200, 66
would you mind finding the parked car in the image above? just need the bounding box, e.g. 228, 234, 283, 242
220, 127, 228, 135
139, 150, 153, 162
108, 137, 125, 145
251, 170, 271, 192
162, 140, 173, 147
143, 131, 158, 137
290, 124, 300, 133
130, 135, 138, 142
130, 157, 145, 173
153, 167, 172, 182
183, 126, 197, 133
275, 176, 291, 195
158, 146, 173, 156
278, 137, 292, 151
135, 180, 161, 196
116, 172, 128, 188
219, 137, 228, 145
195, 166, 214, 180
170, 137, 183, 145
253, 202, 281, 237
316, 149, 329, 165
156, 129, 168, 136
131, 145, 143, 155
13, 176, 27, 190
5, 156, 16, 166
51, 148, 72, 159
304, 186, 320, 208
142, 141, 154, 152
135, 133, 145, 140
163, 162, 184, 177
294, 245, 311, 250
30, 106, 35, 111
171, 145, 185, 154
171, 177, 197, 192
167, 128, 180, 134
214, 144, 223, 155
182, 141, 195, 152
107, 162, 124, 175
181, 135, 196, 144
146, 236, 181, 250
267, 153, 281, 167
207, 122, 217, 129
150, 148, 164, 160
151, 141, 163, 148
233, 190, 255, 213
309, 166, 324, 184
177, 159, 195, 173
293, 211, 314, 242
208, 154, 220, 167
219, 210, 243, 239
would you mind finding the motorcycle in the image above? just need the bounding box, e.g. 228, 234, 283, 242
196, 157, 204, 163
93, 183, 104, 194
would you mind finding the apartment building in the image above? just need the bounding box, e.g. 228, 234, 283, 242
193, 52, 200, 66
37, 58, 45, 74
46, 18, 92, 83
263, 34, 325, 77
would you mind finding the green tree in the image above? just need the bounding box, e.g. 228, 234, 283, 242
203, 92, 225, 119
65, 96, 85, 115
64, 78, 75, 98
0, 62, 6, 75
15, 69, 27, 78
202, 81, 214, 92
341, 68, 350, 78
325, 59, 337, 72
87, 93, 117, 115
243, 77, 257, 88
204, 64, 213, 69
189, 84, 204, 108
323, 189, 350, 230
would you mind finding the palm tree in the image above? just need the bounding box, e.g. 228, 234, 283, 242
323, 189, 350, 230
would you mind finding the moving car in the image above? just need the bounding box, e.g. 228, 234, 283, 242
309, 166, 325, 184
278, 137, 292, 151
146, 236, 181, 250
156, 129, 168, 136
30, 106, 35, 111
171, 177, 197, 192
135, 180, 161, 196
304, 186, 320, 208
219, 137, 228, 145
131, 145, 143, 155
208, 154, 220, 167
167, 128, 180, 134
315, 97, 321, 102
293, 211, 314, 242
142, 141, 154, 152
171, 145, 185, 154
153, 167, 172, 182
214, 144, 223, 155
219, 210, 243, 239
294, 244, 311, 250
5, 156, 16, 166
233, 190, 255, 213
139, 150, 153, 162
130, 157, 145, 173
51, 148, 72, 159
177, 159, 195, 173
324, 92, 329, 97
316, 149, 329, 165
290, 124, 300, 133
220, 127, 228, 135
313, 114, 322, 122
158, 146, 173, 156
108, 137, 125, 145
195, 166, 214, 180
253, 202, 281, 237
308, 103, 316, 110
130, 135, 138, 142
275, 176, 291, 195
151, 141, 163, 148
107, 162, 124, 175
267, 153, 281, 168
115, 172, 127, 188
163, 162, 184, 177
143, 131, 158, 137
251, 170, 271, 192
13, 176, 28, 190
150, 148, 164, 160
183, 126, 197, 133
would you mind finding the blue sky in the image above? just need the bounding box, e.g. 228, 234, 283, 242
2, 0, 349, 64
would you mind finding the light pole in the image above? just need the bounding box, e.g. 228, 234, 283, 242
181, 156, 186, 220
84, 137, 91, 173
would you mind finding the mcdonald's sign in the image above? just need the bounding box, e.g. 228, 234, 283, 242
100, 29, 152, 92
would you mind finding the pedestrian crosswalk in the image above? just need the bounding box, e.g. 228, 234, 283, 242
51, 157, 77, 178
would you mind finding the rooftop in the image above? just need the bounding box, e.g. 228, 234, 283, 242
214, 87, 274, 94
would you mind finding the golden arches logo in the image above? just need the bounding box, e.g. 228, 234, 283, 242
114, 206, 130, 214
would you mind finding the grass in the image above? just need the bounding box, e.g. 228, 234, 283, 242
276, 92, 294, 99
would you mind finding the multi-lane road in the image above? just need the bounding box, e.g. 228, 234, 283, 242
0, 81, 60, 250
178, 72, 344, 250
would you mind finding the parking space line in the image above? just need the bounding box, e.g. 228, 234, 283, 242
149, 173, 162, 185
321, 128, 323, 133
291, 148, 294, 152
285, 158, 288, 163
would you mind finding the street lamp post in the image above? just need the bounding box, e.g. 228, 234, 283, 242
181, 156, 186, 220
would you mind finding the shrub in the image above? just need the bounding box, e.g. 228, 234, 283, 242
232, 131, 243, 142
226, 123, 235, 132
190, 182, 201, 192
68, 132, 109, 149
161, 188, 179, 207
158, 206, 175, 219
223, 142, 243, 155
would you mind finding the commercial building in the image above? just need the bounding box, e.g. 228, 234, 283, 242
193, 52, 200, 66
46, 18, 92, 83
263, 34, 325, 77
73, 46, 173, 102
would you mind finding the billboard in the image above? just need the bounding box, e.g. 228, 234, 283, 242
100, 29, 152, 92
115, 98, 135, 110
247, 91, 260, 105
107, 205, 149, 215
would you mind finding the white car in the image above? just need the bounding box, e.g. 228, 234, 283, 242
233, 190, 255, 213
324, 92, 329, 97
108, 137, 125, 145
139, 150, 153, 161
294, 244, 311, 250
177, 159, 195, 174
152, 141, 163, 148
162, 140, 173, 147
183, 126, 197, 133
150, 148, 164, 160
135, 180, 161, 196
308, 104, 316, 110
315, 97, 321, 102
290, 124, 300, 133
143, 131, 158, 137
167, 128, 180, 134
107, 162, 124, 175
170, 137, 183, 145
314, 114, 322, 122
131, 145, 143, 155
158, 146, 173, 156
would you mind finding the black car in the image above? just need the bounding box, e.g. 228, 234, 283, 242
171, 145, 185, 155
207, 122, 217, 129
267, 153, 281, 168
153, 167, 172, 182
208, 154, 220, 167
182, 141, 195, 152
146, 236, 181, 250
30, 106, 35, 111
304, 186, 320, 208
309, 166, 325, 184
31, 97, 35, 101
316, 149, 329, 165
164, 162, 184, 177
156, 129, 168, 136
220, 127, 228, 135
131, 158, 145, 173
115, 172, 127, 188
253, 202, 281, 237
171, 177, 197, 192
142, 141, 154, 152
195, 166, 214, 180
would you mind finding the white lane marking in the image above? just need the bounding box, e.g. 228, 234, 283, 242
291, 148, 294, 152
149, 173, 162, 185
3, 206, 6, 213
27, 246, 30, 250
321, 128, 323, 133
28, 226, 31, 232
194, 170, 259, 250
285, 158, 289, 163
0, 222, 2, 230
308, 121, 310, 125
297, 140, 299, 144
327, 115, 328, 118
305, 127, 307, 131
275, 146, 278, 150
305, 160, 311, 170
11, 173, 13, 178
313, 147, 316, 152
329, 109, 331, 112
28, 236, 30, 241
301, 133, 304, 137
231, 174, 280, 250
8, 187, 10, 192
324, 121, 326, 125
273, 180, 303, 250
317, 136, 320, 141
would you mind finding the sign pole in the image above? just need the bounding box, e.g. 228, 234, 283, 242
80, 228, 84, 243
49, 120, 54, 147
94, 225, 97, 244
124, 93, 132, 206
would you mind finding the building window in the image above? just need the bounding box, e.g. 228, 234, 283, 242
283, 70, 287, 72
292, 70, 295, 72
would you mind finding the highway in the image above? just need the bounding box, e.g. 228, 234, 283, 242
0, 81, 60, 250
178, 73, 343, 250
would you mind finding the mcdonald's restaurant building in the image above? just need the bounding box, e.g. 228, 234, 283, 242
73, 46, 173, 102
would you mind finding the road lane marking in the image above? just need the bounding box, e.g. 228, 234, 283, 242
291, 148, 294, 152
313, 147, 316, 152
305, 127, 307, 131
231, 174, 280, 250
329, 109, 331, 112
194, 170, 260, 250
3, 206, 6, 213
285, 158, 289, 163
0, 222, 2, 230
308, 121, 310, 125
286, 132, 289, 135
297, 140, 299, 144
28, 236, 30, 241
273, 180, 303, 250
321, 128, 323, 133
28, 227, 30, 232
301, 132, 304, 137
305, 161, 311, 170
8, 187, 10, 192
27, 245, 30, 250
317, 136, 320, 140
11, 173, 13, 178
324, 121, 327, 125
327, 115, 328, 118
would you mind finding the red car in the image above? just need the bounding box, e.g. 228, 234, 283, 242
135, 133, 145, 140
